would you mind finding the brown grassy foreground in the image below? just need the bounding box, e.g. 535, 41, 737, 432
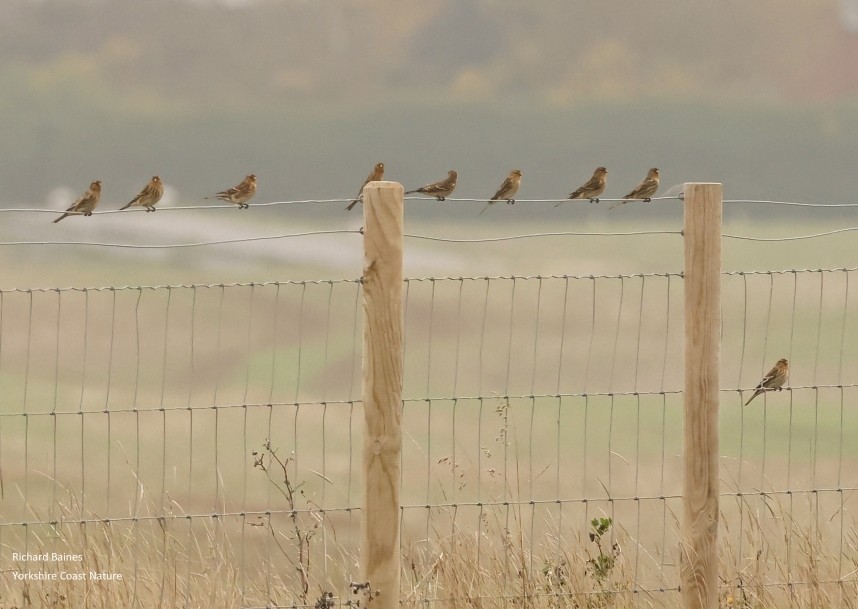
2, 478, 856, 609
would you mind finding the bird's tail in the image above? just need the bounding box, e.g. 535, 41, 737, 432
345, 199, 359, 211
608, 200, 627, 210
554, 200, 568, 208
744, 391, 760, 406
52, 213, 68, 224
404, 189, 418, 195
119, 202, 133, 211
478, 201, 493, 215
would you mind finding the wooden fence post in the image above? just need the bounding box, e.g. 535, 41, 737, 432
361, 181, 404, 609
682, 182, 722, 609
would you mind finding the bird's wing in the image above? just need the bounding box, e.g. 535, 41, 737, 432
757, 365, 780, 388
492, 177, 513, 200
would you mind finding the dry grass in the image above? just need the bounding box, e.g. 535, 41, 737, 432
3, 484, 856, 608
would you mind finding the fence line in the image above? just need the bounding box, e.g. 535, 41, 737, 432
1, 182, 857, 608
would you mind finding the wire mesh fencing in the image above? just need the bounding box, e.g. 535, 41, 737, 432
1, 263, 857, 607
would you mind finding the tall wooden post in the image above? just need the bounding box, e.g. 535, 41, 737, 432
361, 181, 404, 609
681, 183, 722, 609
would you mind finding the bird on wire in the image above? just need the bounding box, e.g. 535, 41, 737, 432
119, 176, 164, 212
53, 180, 102, 223
405, 170, 458, 201
345, 162, 385, 211
744, 358, 789, 405
206, 174, 256, 209
556, 166, 608, 207
480, 169, 523, 215
610, 168, 660, 209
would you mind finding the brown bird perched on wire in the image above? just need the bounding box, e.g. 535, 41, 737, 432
610, 168, 660, 209
345, 162, 385, 211
206, 174, 256, 209
480, 169, 522, 215
555, 166, 608, 207
119, 176, 164, 212
745, 358, 789, 405
405, 170, 458, 201
53, 180, 102, 223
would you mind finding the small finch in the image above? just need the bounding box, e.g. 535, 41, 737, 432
119, 176, 164, 212
555, 166, 608, 207
345, 162, 385, 211
745, 358, 789, 405
206, 174, 256, 209
480, 169, 522, 215
610, 168, 660, 209
53, 180, 102, 223
405, 170, 458, 201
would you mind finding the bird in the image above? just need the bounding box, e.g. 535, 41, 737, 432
119, 176, 164, 212
405, 170, 457, 201
610, 168, 660, 209
345, 162, 385, 211
53, 180, 102, 223
206, 174, 256, 209
744, 358, 789, 405
555, 167, 608, 207
479, 169, 522, 215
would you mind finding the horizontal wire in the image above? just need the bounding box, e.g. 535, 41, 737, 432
2, 225, 854, 247
722, 267, 858, 276
6, 384, 853, 418
404, 229, 682, 243
0, 229, 361, 249
419, 195, 681, 204
398, 487, 858, 511
2, 195, 683, 216
0, 229, 680, 249
0, 199, 355, 215
724, 199, 858, 208
403, 271, 683, 281
7, 196, 857, 218
3, 267, 853, 294
0, 278, 362, 294
3, 486, 849, 529
0, 506, 360, 528
724, 227, 858, 241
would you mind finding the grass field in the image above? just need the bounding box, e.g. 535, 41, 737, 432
1, 216, 857, 607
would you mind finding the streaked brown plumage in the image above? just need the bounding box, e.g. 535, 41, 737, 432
120, 176, 164, 212
556, 166, 608, 207
53, 180, 102, 223
480, 169, 522, 215
745, 358, 789, 405
345, 162, 385, 211
207, 174, 256, 209
405, 170, 458, 201
610, 168, 660, 209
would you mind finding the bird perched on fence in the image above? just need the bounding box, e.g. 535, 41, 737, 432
405, 170, 458, 201
345, 162, 385, 211
480, 169, 522, 215
120, 176, 164, 212
556, 166, 608, 207
206, 174, 256, 209
53, 180, 102, 223
745, 358, 789, 405
610, 168, 660, 209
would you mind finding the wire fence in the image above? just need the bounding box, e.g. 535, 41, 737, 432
1, 192, 857, 608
